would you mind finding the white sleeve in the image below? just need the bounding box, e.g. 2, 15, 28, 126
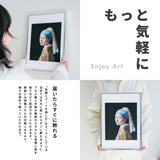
4, 59, 32, 80
14, 59, 26, 70
50, 64, 69, 80
16, 60, 69, 80
87, 81, 101, 145
141, 81, 152, 147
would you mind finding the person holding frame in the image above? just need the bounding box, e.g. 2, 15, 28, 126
87, 80, 152, 160
0, 4, 68, 80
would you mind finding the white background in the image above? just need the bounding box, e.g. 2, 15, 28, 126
1, 0, 80, 80
0, 81, 80, 160
81, 81, 160, 160
81, 0, 160, 80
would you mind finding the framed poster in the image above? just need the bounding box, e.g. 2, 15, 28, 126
26, 12, 65, 71
101, 93, 141, 150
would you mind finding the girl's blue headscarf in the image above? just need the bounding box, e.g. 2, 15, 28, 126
40, 29, 52, 42
116, 109, 129, 121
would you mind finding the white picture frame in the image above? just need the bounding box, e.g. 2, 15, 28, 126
26, 12, 65, 71
101, 93, 141, 150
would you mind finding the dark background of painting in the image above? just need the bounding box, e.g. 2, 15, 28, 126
29, 22, 61, 62
105, 103, 137, 140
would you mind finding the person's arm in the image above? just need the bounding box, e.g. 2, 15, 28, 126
4, 58, 32, 80
141, 81, 152, 148
50, 58, 69, 80
87, 81, 102, 150
22, 56, 69, 80
133, 81, 152, 151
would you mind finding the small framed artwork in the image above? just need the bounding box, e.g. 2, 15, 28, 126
101, 93, 141, 150
26, 12, 65, 71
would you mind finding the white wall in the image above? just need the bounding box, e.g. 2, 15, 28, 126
81, 80, 160, 160
1, 0, 80, 79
